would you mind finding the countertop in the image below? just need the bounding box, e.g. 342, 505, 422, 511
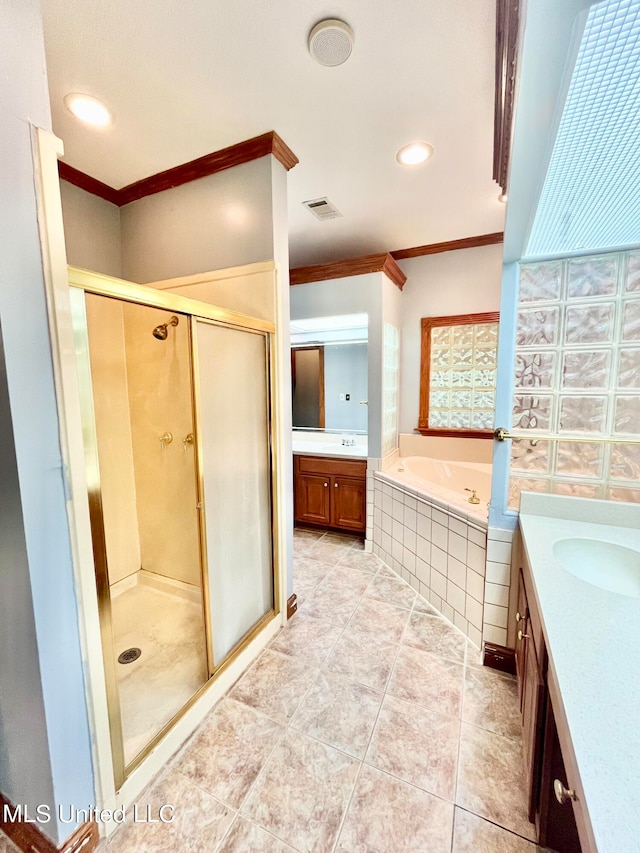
292, 438, 368, 460
518, 493, 640, 853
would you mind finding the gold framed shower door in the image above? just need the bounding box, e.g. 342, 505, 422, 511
68, 266, 280, 790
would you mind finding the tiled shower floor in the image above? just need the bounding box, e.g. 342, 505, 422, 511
0, 530, 543, 853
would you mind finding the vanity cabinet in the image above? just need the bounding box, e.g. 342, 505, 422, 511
515, 565, 547, 824
294, 455, 366, 534
516, 555, 583, 853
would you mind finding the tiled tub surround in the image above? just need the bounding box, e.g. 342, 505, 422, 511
372, 472, 488, 649
68, 529, 543, 853
384, 456, 492, 516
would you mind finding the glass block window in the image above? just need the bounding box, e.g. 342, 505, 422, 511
418, 313, 499, 436
509, 251, 640, 508
382, 323, 400, 456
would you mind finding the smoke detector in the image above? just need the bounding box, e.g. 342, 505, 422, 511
308, 19, 354, 67
302, 197, 343, 221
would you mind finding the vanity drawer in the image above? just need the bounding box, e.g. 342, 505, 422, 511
296, 455, 367, 479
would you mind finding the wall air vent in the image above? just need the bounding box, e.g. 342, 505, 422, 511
302, 197, 343, 221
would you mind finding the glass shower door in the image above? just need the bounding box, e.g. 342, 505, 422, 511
71, 289, 209, 781
194, 320, 275, 666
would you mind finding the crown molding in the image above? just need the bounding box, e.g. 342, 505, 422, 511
391, 232, 504, 260
57, 161, 121, 206
58, 131, 298, 207
493, 0, 521, 193
290, 252, 407, 291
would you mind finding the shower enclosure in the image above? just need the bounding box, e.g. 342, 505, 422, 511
68, 268, 278, 788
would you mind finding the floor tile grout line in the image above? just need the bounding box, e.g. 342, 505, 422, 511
360, 756, 459, 809
228, 722, 296, 845
211, 808, 240, 853
453, 805, 540, 847
329, 758, 364, 853
330, 629, 394, 853
216, 814, 304, 853
452, 645, 467, 847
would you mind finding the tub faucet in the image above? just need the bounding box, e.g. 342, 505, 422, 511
465, 488, 481, 505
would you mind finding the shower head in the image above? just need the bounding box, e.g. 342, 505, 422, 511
152, 315, 179, 340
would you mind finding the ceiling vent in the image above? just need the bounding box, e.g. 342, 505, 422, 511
308, 19, 354, 67
302, 197, 343, 221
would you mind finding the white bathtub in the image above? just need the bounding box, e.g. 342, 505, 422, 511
382, 456, 492, 520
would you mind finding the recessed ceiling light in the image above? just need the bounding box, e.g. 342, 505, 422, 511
64, 93, 112, 127
396, 142, 434, 166
498, 192, 508, 203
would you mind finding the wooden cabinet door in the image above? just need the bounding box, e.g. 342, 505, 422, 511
515, 571, 529, 710
331, 476, 366, 532
538, 697, 582, 853
522, 639, 546, 823
295, 473, 331, 526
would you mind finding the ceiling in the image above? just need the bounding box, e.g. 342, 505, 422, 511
41, 0, 505, 267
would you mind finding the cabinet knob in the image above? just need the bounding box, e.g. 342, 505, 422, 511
334, 482, 339, 487
324, 482, 328, 487
515, 611, 522, 623
554, 779, 577, 804
517, 629, 530, 641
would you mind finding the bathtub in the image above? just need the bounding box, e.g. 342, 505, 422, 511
381, 456, 492, 521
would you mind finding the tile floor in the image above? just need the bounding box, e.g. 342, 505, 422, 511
0, 529, 545, 853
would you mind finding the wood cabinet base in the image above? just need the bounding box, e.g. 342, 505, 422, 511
294, 455, 367, 534
517, 555, 583, 853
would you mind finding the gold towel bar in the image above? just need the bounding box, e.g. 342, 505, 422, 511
493, 427, 640, 446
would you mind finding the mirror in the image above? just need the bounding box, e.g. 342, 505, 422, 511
291, 314, 368, 433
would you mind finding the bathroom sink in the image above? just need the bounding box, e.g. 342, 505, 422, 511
552, 537, 640, 598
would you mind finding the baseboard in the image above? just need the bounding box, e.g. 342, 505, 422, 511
483, 642, 516, 675
0, 791, 99, 853
287, 593, 298, 620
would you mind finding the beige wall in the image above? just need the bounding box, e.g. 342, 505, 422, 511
397, 243, 503, 435
399, 433, 494, 464
86, 294, 141, 584
123, 303, 201, 586
86, 296, 201, 587
152, 262, 276, 323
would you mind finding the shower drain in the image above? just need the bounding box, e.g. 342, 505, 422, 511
118, 647, 142, 664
